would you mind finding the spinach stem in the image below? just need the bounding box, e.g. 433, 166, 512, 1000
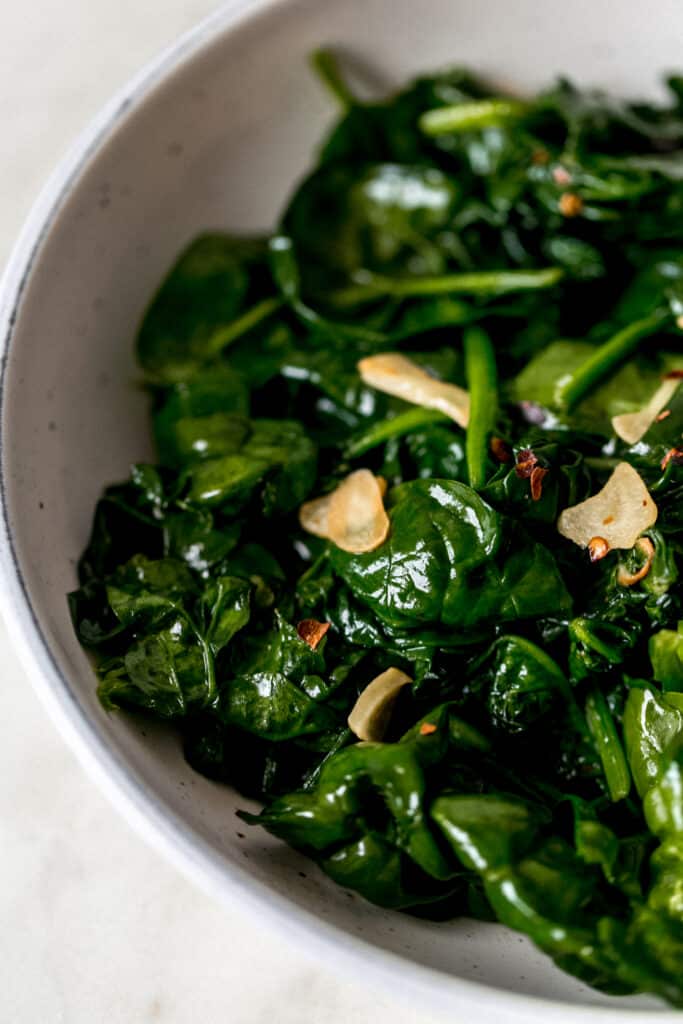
296, 549, 330, 591
183, 606, 218, 708
464, 326, 498, 489
302, 728, 353, 790
419, 99, 528, 136
556, 310, 668, 411
205, 295, 283, 357
198, 635, 217, 707
331, 267, 563, 307
584, 689, 631, 802
650, 459, 678, 492
583, 456, 622, 473
310, 49, 356, 110
345, 407, 449, 459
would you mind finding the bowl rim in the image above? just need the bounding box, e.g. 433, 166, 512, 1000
0, 3, 677, 1019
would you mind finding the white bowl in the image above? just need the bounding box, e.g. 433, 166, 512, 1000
2, 1, 682, 1019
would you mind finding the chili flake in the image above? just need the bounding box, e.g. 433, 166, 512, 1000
297, 619, 330, 650
559, 192, 584, 217
617, 537, 655, 587
515, 448, 538, 479
661, 447, 683, 471
588, 536, 610, 562
490, 437, 513, 463
530, 465, 548, 501
419, 722, 438, 736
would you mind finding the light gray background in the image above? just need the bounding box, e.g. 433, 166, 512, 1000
0, 3, 444, 1021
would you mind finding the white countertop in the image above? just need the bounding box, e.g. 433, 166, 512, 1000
0, 4, 444, 1022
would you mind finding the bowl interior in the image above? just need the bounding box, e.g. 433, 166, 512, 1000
3, 0, 683, 1015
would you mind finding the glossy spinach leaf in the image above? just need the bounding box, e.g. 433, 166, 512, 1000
650, 622, 683, 689
331, 479, 571, 631
137, 234, 273, 383
96, 556, 251, 717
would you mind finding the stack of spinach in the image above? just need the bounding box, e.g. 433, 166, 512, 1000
70, 52, 683, 1004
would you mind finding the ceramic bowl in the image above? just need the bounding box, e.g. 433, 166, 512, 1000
1, 1, 682, 1019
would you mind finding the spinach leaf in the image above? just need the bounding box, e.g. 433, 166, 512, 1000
331, 479, 570, 631
220, 613, 340, 740
137, 234, 277, 383
284, 162, 462, 296
96, 556, 251, 717
650, 622, 683, 689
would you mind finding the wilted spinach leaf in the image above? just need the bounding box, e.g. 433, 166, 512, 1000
69, 49, 683, 1006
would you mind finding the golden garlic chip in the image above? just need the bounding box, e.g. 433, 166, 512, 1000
357, 353, 470, 428
298, 491, 333, 538
327, 469, 390, 554
557, 462, 657, 551
347, 667, 413, 742
611, 377, 681, 445
299, 469, 390, 554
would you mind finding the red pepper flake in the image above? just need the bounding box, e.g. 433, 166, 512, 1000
559, 192, 584, 217
617, 537, 655, 587
603, 515, 615, 525
515, 448, 538, 479
552, 165, 572, 186
530, 465, 548, 501
296, 619, 330, 650
656, 409, 672, 423
419, 722, 438, 736
661, 447, 683, 471
588, 536, 610, 562
490, 437, 513, 463
664, 368, 683, 379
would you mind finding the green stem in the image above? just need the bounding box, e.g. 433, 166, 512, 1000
464, 326, 498, 489
310, 49, 355, 109
419, 99, 528, 135
556, 310, 668, 411
198, 635, 218, 708
651, 459, 678, 493
330, 267, 563, 307
302, 728, 353, 790
583, 456, 622, 473
184, 605, 218, 708
204, 296, 283, 357
345, 407, 449, 459
296, 549, 330, 591
584, 689, 631, 802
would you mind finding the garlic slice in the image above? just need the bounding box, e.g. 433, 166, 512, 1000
327, 469, 390, 554
298, 492, 333, 539
357, 353, 470, 428
299, 469, 390, 554
557, 462, 657, 551
347, 667, 413, 742
611, 378, 681, 445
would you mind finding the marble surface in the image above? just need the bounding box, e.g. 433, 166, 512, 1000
0, 4, 445, 1022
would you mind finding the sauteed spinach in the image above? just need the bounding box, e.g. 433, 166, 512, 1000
70, 52, 683, 1004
